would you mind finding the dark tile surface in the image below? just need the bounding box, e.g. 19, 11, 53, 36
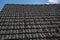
0, 4, 60, 40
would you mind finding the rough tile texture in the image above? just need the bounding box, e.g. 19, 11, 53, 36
0, 4, 60, 40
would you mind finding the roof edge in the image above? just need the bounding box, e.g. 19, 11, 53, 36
4, 4, 60, 6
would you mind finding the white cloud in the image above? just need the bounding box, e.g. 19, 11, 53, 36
48, 0, 60, 4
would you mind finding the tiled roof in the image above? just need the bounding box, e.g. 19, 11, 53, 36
0, 4, 60, 40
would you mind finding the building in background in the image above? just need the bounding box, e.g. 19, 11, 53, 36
0, 4, 60, 40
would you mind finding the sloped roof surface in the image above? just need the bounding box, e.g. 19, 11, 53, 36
0, 4, 60, 40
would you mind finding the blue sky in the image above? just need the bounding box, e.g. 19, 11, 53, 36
0, 0, 60, 11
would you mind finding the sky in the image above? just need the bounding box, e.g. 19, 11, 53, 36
0, 0, 60, 11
